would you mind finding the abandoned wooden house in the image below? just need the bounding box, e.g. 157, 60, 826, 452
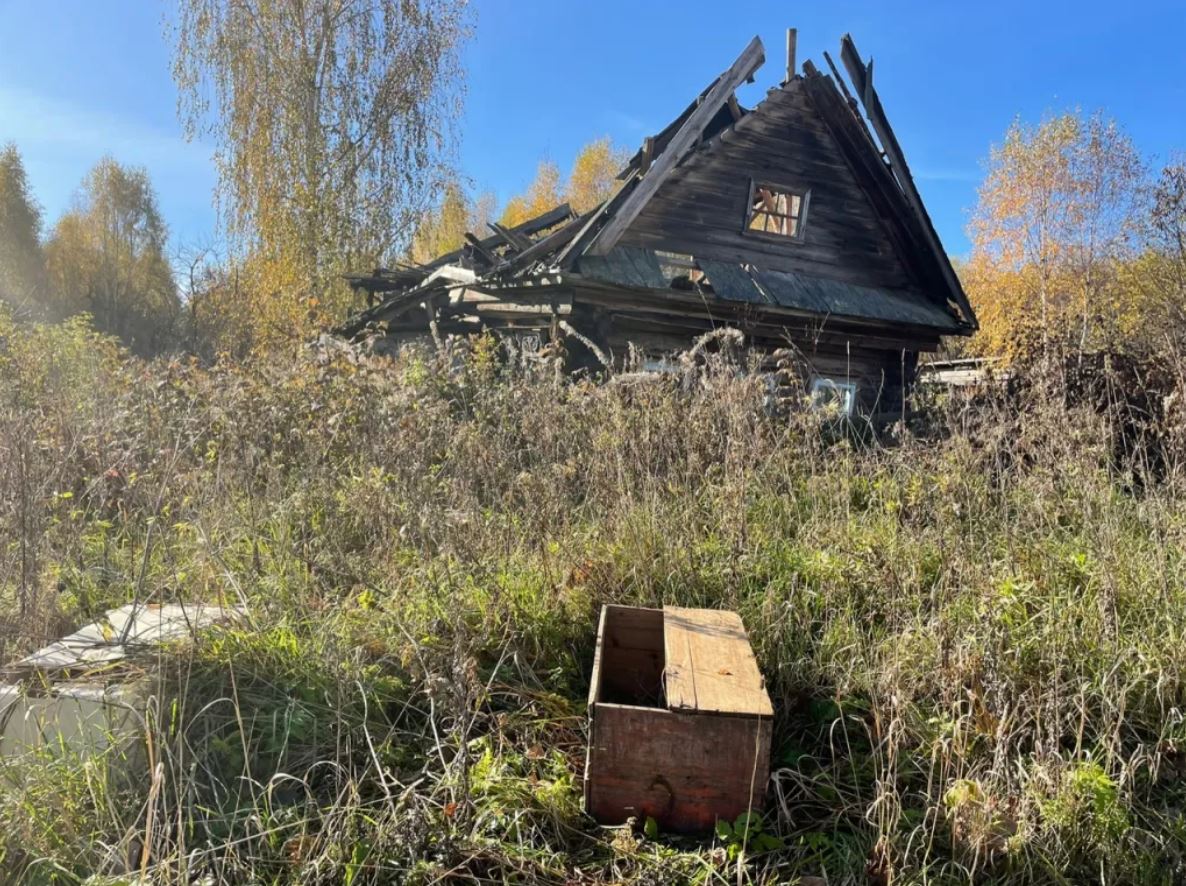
339, 31, 978, 418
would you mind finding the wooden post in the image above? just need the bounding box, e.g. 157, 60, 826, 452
785, 28, 797, 83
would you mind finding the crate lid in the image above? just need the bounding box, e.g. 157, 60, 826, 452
663, 606, 774, 718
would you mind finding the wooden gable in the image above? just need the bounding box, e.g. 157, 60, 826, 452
617, 77, 915, 292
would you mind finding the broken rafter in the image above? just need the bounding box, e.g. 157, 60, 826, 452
639, 136, 655, 175
588, 35, 766, 256
449, 202, 572, 264
497, 207, 598, 273
784, 28, 797, 84
335, 265, 475, 338
488, 221, 532, 252
344, 203, 576, 298
465, 232, 499, 267
823, 50, 857, 108
838, 34, 977, 328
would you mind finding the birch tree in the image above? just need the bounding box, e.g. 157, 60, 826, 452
565, 137, 626, 213
171, 0, 469, 346
966, 112, 1144, 361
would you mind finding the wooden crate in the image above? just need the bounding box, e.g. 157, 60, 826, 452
584, 604, 773, 832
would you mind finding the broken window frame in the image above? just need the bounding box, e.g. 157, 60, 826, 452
743, 180, 810, 242
655, 250, 705, 289
809, 376, 857, 417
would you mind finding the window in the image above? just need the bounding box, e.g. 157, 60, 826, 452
745, 182, 809, 239
642, 356, 678, 374
809, 377, 857, 417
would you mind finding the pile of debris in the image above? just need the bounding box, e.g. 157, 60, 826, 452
0, 602, 242, 758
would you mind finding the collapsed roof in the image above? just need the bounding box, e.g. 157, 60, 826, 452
339, 33, 977, 342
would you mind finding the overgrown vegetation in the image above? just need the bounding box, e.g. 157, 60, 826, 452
5, 312, 1186, 883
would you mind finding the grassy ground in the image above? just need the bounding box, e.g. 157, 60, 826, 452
3, 316, 1186, 883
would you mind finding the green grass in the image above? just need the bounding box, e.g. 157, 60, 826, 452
3, 316, 1186, 882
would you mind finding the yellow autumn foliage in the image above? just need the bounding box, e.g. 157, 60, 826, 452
965, 111, 1144, 362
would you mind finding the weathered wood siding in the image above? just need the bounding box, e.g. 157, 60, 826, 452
619, 78, 913, 291
586, 703, 772, 832
791, 339, 914, 415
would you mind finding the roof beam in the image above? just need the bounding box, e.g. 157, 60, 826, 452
586, 35, 765, 257
344, 203, 575, 296
639, 136, 655, 174
464, 232, 498, 267
498, 208, 597, 272
335, 266, 474, 338
839, 34, 976, 327
488, 221, 532, 252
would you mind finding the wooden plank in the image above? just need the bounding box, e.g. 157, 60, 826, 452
587, 605, 609, 711
412, 203, 575, 278
334, 266, 473, 337
587, 702, 771, 832
726, 93, 743, 122
622, 225, 910, 289
500, 208, 596, 272
639, 136, 655, 175
663, 607, 773, 717
587, 36, 766, 256
474, 302, 571, 316
464, 232, 498, 267
571, 281, 954, 344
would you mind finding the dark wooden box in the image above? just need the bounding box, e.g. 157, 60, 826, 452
583, 604, 773, 832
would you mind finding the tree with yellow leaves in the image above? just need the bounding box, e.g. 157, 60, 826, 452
965, 112, 1144, 362
497, 137, 628, 229
1111, 157, 1186, 355
410, 183, 495, 264
499, 161, 563, 228
44, 158, 180, 356
404, 138, 627, 266
566, 137, 627, 213
171, 0, 470, 351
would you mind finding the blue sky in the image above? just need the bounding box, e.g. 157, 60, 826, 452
1, 0, 1184, 259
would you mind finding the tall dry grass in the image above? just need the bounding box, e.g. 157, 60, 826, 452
3, 313, 1186, 883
